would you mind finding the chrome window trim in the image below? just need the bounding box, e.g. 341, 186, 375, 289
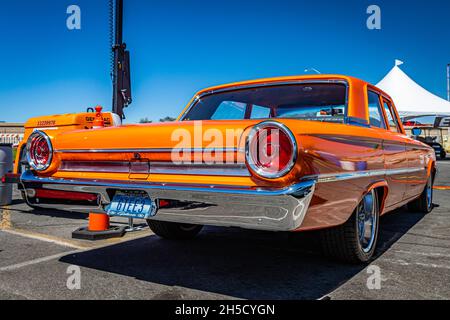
26, 130, 53, 171
347, 116, 370, 127
245, 120, 298, 179
179, 79, 350, 121
367, 89, 387, 129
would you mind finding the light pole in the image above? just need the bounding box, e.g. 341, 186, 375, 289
447, 63, 450, 101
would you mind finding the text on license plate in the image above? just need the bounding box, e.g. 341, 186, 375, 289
107, 191, 157, 219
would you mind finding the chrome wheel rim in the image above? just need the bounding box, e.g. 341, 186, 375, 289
357, 190, 377, 253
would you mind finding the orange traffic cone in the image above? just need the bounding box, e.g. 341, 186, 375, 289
72, 212, 126, 240
88, 212, 110, 231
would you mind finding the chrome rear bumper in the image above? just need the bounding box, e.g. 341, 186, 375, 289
20, 170, 315, 231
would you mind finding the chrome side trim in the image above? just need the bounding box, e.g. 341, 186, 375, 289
149, 162, 250, 177
305, 167, 425, 183
20, 170, 315, 232
55, 147, 242, 154
59, 161, 251, 177
60, 161, 130, 173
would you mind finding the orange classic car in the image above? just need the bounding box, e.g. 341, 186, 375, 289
20, 75, 436, 263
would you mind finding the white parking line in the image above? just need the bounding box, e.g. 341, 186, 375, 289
0, 228, 88, 250
393, 250, 450, 258
383, 258, 450, 270
0, 250, 80, 272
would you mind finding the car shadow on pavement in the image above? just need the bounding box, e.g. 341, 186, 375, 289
1, 199, 88, 220
60, 208, 425, 300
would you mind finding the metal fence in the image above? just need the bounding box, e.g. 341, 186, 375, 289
0, 134, 24, 146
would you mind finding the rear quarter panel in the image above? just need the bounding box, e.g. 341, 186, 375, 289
283, 121, 385, 231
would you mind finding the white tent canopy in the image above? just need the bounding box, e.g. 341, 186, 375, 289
376, 62, 450, 116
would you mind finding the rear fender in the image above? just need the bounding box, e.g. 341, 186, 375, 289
427, 160, 436, 182
361, 180, 389, 216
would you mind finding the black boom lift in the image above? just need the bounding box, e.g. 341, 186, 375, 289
111, 0, 132, 119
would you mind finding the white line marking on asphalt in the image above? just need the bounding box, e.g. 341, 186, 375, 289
393, 250, 450, 258
0, 250, 80, 272
384, 258, 450, 270
0, 228, 87, 250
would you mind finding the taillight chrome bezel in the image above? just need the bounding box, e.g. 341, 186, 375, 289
245, 121, 297, 179
26, 130, 53, 171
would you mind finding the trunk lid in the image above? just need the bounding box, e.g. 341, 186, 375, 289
53, 120, 260, 154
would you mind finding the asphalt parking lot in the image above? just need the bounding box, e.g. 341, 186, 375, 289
1, 162, 449, 300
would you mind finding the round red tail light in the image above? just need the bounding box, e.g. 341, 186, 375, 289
246, 121, 297, 179
27, 131, 53, 171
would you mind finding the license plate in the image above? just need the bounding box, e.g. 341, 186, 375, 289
106, 191, 157, 219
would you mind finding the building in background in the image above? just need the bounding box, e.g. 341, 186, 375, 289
0, 122, 24, 146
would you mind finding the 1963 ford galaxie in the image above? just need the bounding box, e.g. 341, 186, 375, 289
20, 75, 436, 263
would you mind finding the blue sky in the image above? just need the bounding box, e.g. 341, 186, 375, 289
0, 0, 449, 124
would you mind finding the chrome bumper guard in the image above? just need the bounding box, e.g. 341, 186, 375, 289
20, 171, 315, 231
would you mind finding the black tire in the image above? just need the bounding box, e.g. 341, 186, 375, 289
320, 189, 380, 264
440, 151, 446, 160
408, 175, 433, 214
146, 220, 203, 240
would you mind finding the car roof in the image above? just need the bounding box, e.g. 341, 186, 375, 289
194, 74, 394, 104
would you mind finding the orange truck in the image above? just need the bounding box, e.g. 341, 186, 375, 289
19, 75, 436, 263
11, 108, 120, 206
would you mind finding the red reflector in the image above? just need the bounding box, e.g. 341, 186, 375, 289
159, 200, 170, 208
1, 173, 19, 184
35, 189, 98, 202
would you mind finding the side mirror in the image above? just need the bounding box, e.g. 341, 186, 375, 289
411, 127, 422, 136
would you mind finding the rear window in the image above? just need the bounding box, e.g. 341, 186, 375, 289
182, 83, 347, 123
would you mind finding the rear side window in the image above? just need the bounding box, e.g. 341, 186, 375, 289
211, 101, 246, 120
250, 105, 271, 119
367, 91, 386, 128
383, 100, 400, 133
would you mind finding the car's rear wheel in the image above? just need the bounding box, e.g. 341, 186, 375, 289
408, 175, 433, 214
146, 220, 203, 240
440, 151, 446, 160
320, 189, 380, 263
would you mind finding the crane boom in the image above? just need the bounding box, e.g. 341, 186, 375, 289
112, 0, 132, 119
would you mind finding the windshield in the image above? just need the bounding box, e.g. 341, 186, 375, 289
182, 83, 347, 123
